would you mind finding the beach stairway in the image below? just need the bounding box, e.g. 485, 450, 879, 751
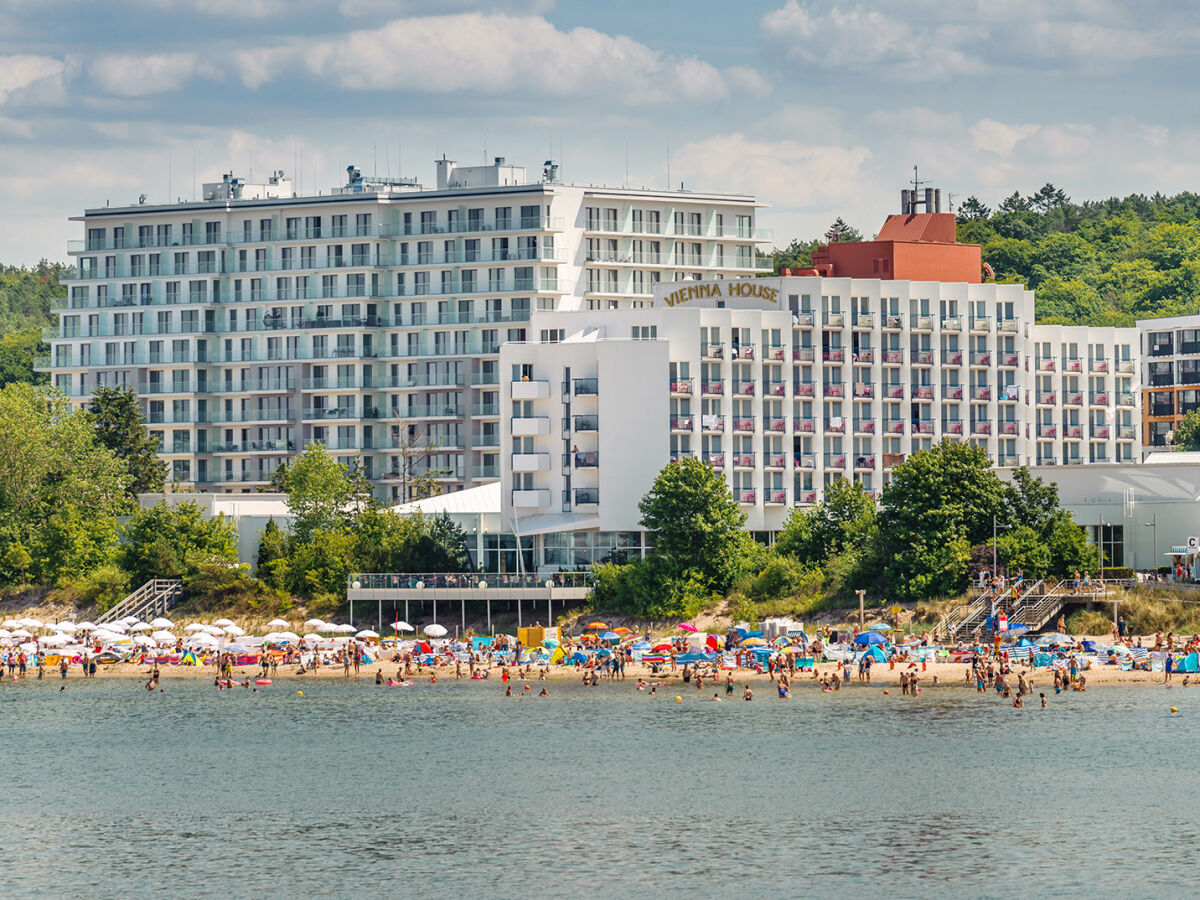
937, 587, 1001, 639
95, 579, 183, 625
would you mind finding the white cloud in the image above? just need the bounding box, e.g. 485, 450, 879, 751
90, 52, 211, 97
970, 119, 1038, 156
0, 54, 65, 104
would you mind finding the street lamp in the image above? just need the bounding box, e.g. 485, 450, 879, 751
350, 579, 360, 626
545, 579, 554, 630
412, 580, 423, 632
479, 580, 490, 635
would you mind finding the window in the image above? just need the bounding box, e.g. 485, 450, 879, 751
632, 325, 657, 340
540, 329, 564, 343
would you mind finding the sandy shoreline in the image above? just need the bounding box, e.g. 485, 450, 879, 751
23, 658, 1179, 688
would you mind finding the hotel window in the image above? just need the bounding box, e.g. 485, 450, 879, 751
205, 221, 221, 244
540, 329, 564, 343
603, 208, 618, 231
347, 274, 366, 297
255, 248, 268, 271
632, 209, 644, 233
632, 325, 657, 341
494, 207, 511, 229
715, 244, 724, 267
586, 207, 600, 230
355, 213, 372, 237
647, 210, 661, 234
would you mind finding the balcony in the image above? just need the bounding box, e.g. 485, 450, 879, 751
854, 455, 876, 469
824, 418, 846, 434
1090, 358, 1109, 373
702, 341, 724, 359
794, 418, 815, 434
911, 315, 933, 331
856, 348, 875, 364
573, 378, 599, 396
882, 452, 905, 468
1038, 425, 1057, 439
732, 453, 755, 469
765, 380, 787, 397
972, 386, 992, 401
971, 351, 991, 366
1064, 426, 1083, 440
853, 382, 874, 399
854, 417, 876, 434
943, 420, 964, 435
999, 421, 1020, 436
669, 378, 693, 395
794, 312, 815, 327
701, 415, 725, 432
886, 384, 905, 399
793, 347, 815, 363
829, 454, 847, 468
573, 488, 599, 506
734, 488, 757, 504
1001, 354, 1020, 368
972, 421, 993, 435
941, 316, 962, 331
1119, 426, 1137, 439
472, 465, 499, 479
1036, 358, 1056, 372
765, 344, 786, 361
883, 350, 903, 365
799, 490, 818, 504
998, 319, 1020, 333
511, 416, 550, 436
512, 489, 550, 508
852, 313, 874, 329
795, 381, 815, 398
701, 379, 724, 396
914, 419, 935, 435
823, 383, 844, 398
1090, 392, 1109, 406
732, 417, 755, 433
734, 380, 756, 396
915, 386, 934, 400
1063, 358, 1083, 373
574, 415, 599, 432
823, 312, 846, 327
512, 453, 550, 472
822, 348, 845, 363
765, 416, 787, 433
945, 386, 964, 400
1038, 392, 1057, 406
969, 316, 992, 332
1117, 393, 1135, 407
794, 454, 815, 469
1065, 392, 1083, 406
731, 343, 755, 360
914, 350, 934, 365
669, 451, 696, 463
883, 315, 904, 330
767, 490, 787, 505
1118, 361, 1135, 374
941, 350, 964, 365
704, 452, 725, 468
512, 379, 550, 400
765, 453, 787, 469
669, 415, 694, 431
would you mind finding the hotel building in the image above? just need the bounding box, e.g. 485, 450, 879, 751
43, 158, 766, 500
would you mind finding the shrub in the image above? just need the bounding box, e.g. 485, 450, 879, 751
69, 564, 130, 611
1065, 609, 1111, 635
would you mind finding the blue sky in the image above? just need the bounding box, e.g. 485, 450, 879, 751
2, 0, 1200, 263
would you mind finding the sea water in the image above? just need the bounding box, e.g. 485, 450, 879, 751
1, 677, 1196, 896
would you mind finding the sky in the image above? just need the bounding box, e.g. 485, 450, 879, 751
3, 0, 1200, 264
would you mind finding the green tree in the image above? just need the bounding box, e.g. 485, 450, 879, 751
0, 329, 47, 387
997, 191, 1029, 213
30, 506, 121, 586
278, 443, 373, 542
1173, 409, 1200, 450
120, 501, 239, 585
956, 196, 991, 222
775, 478, 875, 565
255, 517, 290, 589
88, 384, 167, 495
825, 217, 863, 242
288, 528, 358, 597
637, 457, 747, 594
992, 525, 1052, 579
1030, 183, 1070, 212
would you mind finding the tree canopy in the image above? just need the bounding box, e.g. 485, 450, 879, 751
88, 384, 167, 496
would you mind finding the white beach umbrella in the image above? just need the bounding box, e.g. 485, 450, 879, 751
54, 621, 79, 632
200, 624, 225, 636
187, 633, 220, 647
0, 629, 10, 638
393, 621, 414, 633
213, 618, 236, 628
424, 623, 447, 638
0, 619, 18, 627
130, 622, 153, 632
91, 629, 122, 643
223, 624, 246, 636
241, 635, 265, 646
132, 635, 156, 647
149, 617, 173, 629
21, 618, 44, 629
121, 615, 140, 625
10, 628, 32, 638
337, 623, 357, 634
184, 623, 207, 632
356, 629, 379, 639
266, 618, 290, 628
151, 630, 175, 644
279, 631, 301, 642
42, 633, 70, 646
104, 621, 129, 633
302, 633, 322, 644
317, 622, 340, 633
76, 621, 97, 632
304, 618, 325, 628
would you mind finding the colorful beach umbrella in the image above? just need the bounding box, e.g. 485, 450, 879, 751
868, 623, 892, 632
740, 637, 766, 647
678, 623, 698, 633
587, 622, 608, 630
853, 632, 887, 646
652, 642, 673, 652
613, 627, 632, 634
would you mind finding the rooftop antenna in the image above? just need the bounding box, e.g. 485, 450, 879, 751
947, 191, 958, 213
911, 164, 927, 195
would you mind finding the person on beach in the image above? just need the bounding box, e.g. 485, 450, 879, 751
712, 693, 722, 701
725, 672, 734, 696
743, 685, 754, 701
1040, 693, 1047, 708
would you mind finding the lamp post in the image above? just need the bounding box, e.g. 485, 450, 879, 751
1098, 516, 1107, 585
412, 580, 423, 631
545, 579, 554, 630
479, 580, 490, 635
1145, 514, 1158, 576
350, 579, 360, 626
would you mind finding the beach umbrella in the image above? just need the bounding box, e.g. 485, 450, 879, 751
741, 637, 766, 647
0, 629, 10, 639
652, 642, 673, 652
184, 623, 207, 632
317, 622, 340, 633
1037, 632, 1071, 646
587, 621, 607, 630
868, 623, 892, 632
151, 630, 175, 643
337, 624, 357, 634
356, 629, 379, 639
223, 624, 246, 636
132, 634, 156, 647
10, 628, 32, 638
678, 622, 698, 633
279, 631, 301, 642
601, 631, 619, 640
75, 621, 97, 632
212, 617, 235, 627
393, 621, 414, 632
130, 622, 153, 632
21, 618, 44, 629
223, 642, 248, 653
424, 623, 448, 638
304, 618, 325, 628
42, 633, 70, 646
266, 618, 290, 628
853, 632, 887, 646
149, 617, 173, 629
613, 626, 633, 634
121, 615, 140, 625
187, 633, 219, 646
105, 621, 130, 633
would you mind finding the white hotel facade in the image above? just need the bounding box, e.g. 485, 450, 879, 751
499, 275, 1142, 536
43, 159, 767, 499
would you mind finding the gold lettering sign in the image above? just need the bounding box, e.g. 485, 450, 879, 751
662, 281, 778, 307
